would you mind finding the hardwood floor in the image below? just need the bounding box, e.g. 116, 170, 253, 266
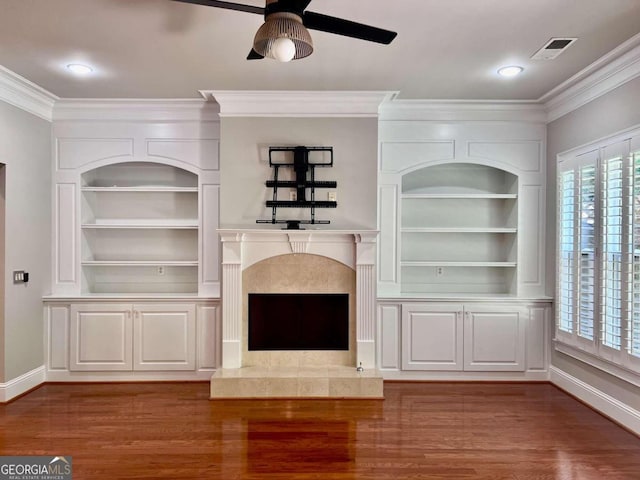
1, 382, 639, 479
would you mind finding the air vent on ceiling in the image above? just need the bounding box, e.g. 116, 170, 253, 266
531, 37, 577, 60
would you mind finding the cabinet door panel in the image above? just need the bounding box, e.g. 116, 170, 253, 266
402, 304, 463, 371
69, 304, 132, 371
464, 306, 525, 371
133, 304, 196, 371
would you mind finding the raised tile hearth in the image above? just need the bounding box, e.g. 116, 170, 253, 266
210, 366, 383, 399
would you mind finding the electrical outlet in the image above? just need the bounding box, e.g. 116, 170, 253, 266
436, 266, 444, 277
289, 191, 297, 201
328, 191, 337, 202
157, 266, 165, 276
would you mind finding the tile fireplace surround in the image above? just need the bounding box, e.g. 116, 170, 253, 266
211, 229, 383, 399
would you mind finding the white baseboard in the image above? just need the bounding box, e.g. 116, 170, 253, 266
0, 365, 46, 402
550, 366, 640, 436
44, 369, 215, 382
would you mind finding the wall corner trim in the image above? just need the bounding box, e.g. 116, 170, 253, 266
52, 98, 219, 122
0, 365, 46, 403
378, 99, 546, 122
203, 90, 397, 118
550, 365, 640, 436
543, 35, 640, 122
0, 65, 58, 122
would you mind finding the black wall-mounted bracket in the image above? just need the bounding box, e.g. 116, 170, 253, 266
257, 146, 337, 229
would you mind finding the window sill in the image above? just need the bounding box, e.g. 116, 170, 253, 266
554, 340, 640, 389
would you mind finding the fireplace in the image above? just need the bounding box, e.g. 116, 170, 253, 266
249, 293, 349, 351
218, 229, 377, 369
242, 253, 356, 367
214, 229, 382, 398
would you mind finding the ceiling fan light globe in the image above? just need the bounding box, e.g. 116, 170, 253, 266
253, 12, 313, 61
272, 37, 296, 62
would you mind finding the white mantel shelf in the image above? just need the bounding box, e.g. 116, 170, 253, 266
218, 227, 379, 235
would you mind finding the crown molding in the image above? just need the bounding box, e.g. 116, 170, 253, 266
543, 34, 640, 122
202, 90, 397, 117
53, 98, 220, 122
379, 98, 546, 123
0, 65, 58, 122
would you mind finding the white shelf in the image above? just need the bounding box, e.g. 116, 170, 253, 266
402, 193, 517, 199
401, 261, 517, 268
82, 219, 198, 229
82, 261, 198, 267
82, 186, 198, 193
402, 227, 517, 233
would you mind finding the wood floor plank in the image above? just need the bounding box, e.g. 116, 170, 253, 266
1, 382, 639, 479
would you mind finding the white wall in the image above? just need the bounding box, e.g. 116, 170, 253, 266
0, 100, 51, 382
547, 76, 640, 411
219, 117, 378, 229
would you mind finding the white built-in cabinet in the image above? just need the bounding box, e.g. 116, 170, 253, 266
401, 303, 526, 371
69, 303, 196, 371
47, 299, 219, 380
377, 117, 551, 379
379, 300, 549, 379
44, 103, 221, 380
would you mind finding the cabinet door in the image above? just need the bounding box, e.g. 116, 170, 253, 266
402, 304, 463, 371
133, 304, 196, 371
69, 304, 133, 371
463, 305, 525, 371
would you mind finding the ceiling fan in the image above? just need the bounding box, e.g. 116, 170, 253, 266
171, 0, 397, 62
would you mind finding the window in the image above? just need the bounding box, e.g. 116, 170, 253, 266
557, 130, 640, 376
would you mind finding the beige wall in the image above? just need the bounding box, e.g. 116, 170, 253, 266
546, 77, 640, 409
219, 117, 378, 229
0, 101, 51, 383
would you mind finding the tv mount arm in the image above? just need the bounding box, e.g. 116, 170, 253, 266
256, 146, 337, 230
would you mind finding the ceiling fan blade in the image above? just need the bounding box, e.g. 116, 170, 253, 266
171, 0, 264, 15
303, 11, 397, 44
278, 0, 313, 12
247, 48, 265, 60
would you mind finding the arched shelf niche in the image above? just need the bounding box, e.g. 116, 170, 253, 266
400, 162, 518, 296
80, 161, 199, 294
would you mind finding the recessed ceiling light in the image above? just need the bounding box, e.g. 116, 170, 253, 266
66, 63, 93, 75
497, 66, 524, 78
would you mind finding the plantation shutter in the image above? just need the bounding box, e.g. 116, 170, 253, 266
600, 154, 624, 351
578, 165, 596, 340
558, 170, 576, 334
557, 150, 598, 350
630, 148, 640, 361
557, 130, 640, 377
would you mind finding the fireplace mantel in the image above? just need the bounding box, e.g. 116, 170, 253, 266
218, 228, 378, 369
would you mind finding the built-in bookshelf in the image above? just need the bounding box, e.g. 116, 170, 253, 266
400, 163, 518, 295
80, 162, 199, 294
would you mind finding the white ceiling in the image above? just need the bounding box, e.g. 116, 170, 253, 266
1, 0, 639, 100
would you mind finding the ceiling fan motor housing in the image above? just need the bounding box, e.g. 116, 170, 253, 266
254, 11, 314, 60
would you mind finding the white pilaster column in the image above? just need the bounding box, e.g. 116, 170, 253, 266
220, 233, 243, 368
355, 232, 378, 369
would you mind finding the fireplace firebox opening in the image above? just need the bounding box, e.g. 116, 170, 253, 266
248, 293, 349, 351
